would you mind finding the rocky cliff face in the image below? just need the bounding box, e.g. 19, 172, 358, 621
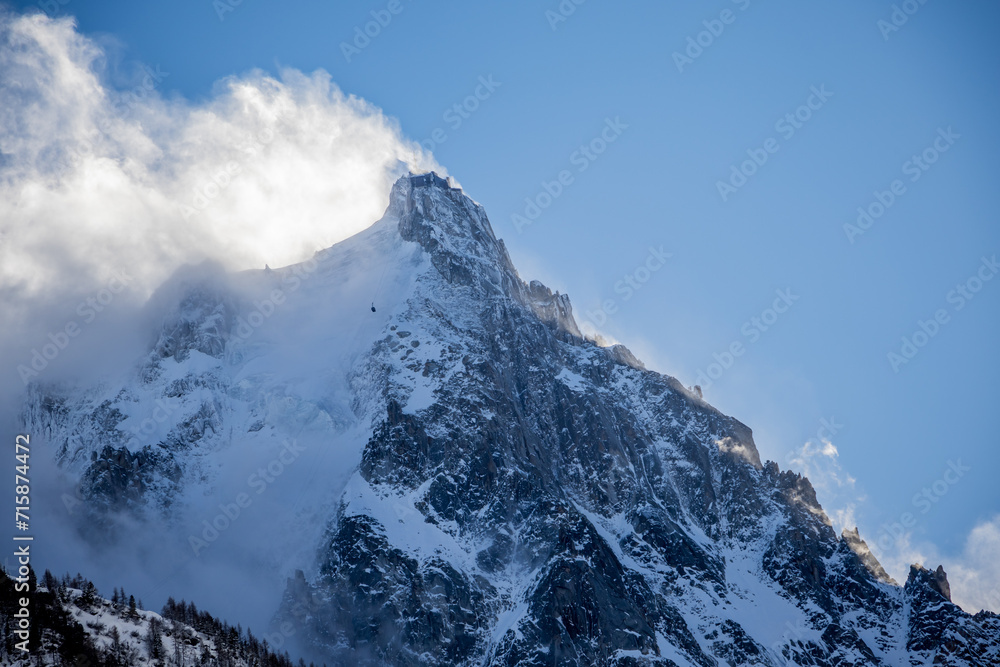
21, 174, 1000, 666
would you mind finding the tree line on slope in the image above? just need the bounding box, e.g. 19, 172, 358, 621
0, 567, 323, 667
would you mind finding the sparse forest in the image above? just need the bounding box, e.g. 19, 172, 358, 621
0, 568, 319, 667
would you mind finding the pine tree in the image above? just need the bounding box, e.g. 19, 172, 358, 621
42, 569, 57, 593
80, 580, 98, 606
128, 594, 137, 619
172, 629, 185, 667
109, 625, 123, 664
146, 616, 165, 663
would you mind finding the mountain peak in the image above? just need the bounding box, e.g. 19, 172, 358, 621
386, 171, 461, 216
389, 174, 617, 352
20, 173, 999, 667
409, 170, 456, 190
841, 526, 896, 583
524, 279, 583, 339
391, 172, 589, 342
392, 171, 509, 286
907, 563, 953, 602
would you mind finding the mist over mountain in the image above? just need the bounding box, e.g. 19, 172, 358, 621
7, 173, 998, 666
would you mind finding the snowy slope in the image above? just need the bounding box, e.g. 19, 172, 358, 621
0, 570, 301, 666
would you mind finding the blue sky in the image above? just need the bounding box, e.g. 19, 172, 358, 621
5, 0, 999, 601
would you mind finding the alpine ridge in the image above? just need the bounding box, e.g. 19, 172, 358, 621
15, 173, 1000, 666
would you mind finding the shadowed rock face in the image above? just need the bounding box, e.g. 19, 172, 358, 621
902, 564, 999, 666
273, 176, 1000, 666
22, 174, 999, 666
841, 526, 896, 585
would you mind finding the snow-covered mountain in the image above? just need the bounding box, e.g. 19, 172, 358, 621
19, 173, 1000, 665
0, 569, 303, 666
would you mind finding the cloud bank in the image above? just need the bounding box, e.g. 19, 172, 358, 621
0, 8, 444, 635
787, 437, 861, 535
0, 9, 439, 324
788, 437, 998, 613
875, 516, 1000, 615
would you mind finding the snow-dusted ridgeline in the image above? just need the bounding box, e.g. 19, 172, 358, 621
18, 174, 1000, 666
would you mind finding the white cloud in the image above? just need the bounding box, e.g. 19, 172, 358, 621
874, 516, 1000, 614
789, 436, 998, 614
788, 434, 998, 615
0, 8, 449, 629
830, 504, 858, 536
789, 439, 845, 485
944, 515, 1000, 612
787, 437, 862, 533
0, 9, 440, 323
946, 516, 1000, 613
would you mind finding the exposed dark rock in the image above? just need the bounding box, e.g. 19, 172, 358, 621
21, 173, 999, 666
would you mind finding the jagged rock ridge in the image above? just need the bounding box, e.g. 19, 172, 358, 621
21, 173, 1000, 666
